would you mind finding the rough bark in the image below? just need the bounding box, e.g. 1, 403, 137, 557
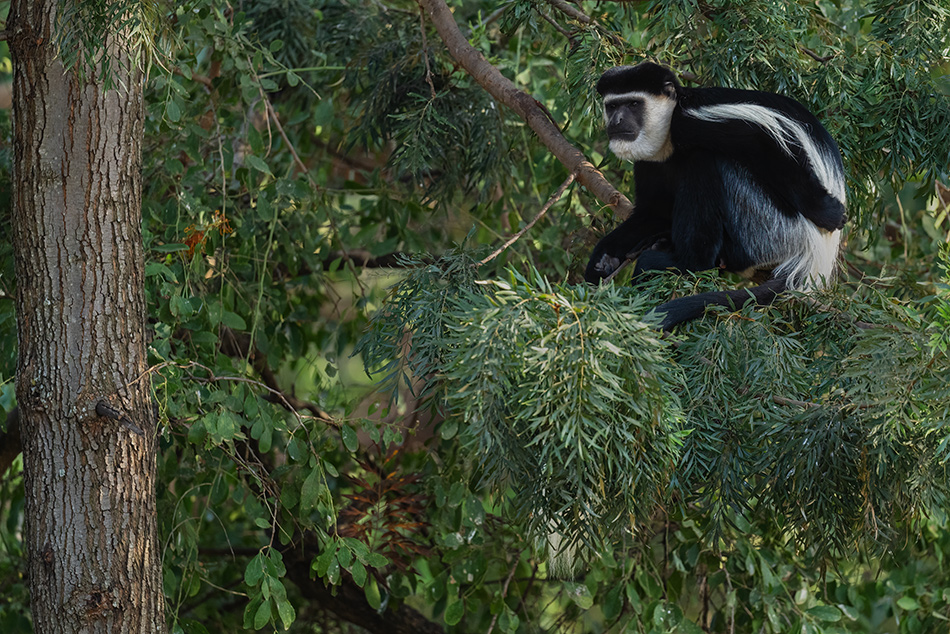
8, 1, 165, 631
418, 0, 635, 220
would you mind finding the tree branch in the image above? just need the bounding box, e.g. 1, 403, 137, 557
418, 0, 634, 220
545, 0, 592, 25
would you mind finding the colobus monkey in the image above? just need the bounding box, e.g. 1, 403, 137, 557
586, 62, 846, 329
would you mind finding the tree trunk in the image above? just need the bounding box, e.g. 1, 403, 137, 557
8, 1, 165, 631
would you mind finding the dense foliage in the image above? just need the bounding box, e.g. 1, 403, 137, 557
2, 0, 950, 632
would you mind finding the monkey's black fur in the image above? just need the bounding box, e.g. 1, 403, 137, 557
587, 63, 846, 330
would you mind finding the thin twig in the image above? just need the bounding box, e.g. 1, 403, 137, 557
485, 557, 521, 634
602, 241, 656, 283
465, 5, 508, 37
768, 393, 876, 411
798, 295, 884, 331
419, 6, 438, 99
724, 565, 735, 634
603, 257, 632, 283
173, 66, 213, 89
194, 373, 335, 424
679, 70, 702, 84
130, 360, 336, 428
771, 395, 820, 410
479, 173, 576, 265
539, 11, 572, 39
542, 0, 628, 48
261, 95, 368, 294
262, 99, 308, 179
798, 45, 832, 64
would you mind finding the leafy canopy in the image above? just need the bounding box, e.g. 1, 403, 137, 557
0, 0, 949, 633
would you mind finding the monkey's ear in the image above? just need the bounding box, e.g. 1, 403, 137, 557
662, 82, 677, 99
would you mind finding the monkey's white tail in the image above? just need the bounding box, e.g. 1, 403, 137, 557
544, 529, 582, 579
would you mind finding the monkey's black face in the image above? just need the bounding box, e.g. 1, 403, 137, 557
604, 99, 644, 141
601, 91, 676, 163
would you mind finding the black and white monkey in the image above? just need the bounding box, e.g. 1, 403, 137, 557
586, 62, 846, 329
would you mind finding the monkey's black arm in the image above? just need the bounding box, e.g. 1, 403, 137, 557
585, 163, 673, 283
633, 154, 726, 276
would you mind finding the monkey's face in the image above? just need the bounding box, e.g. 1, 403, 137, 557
602, 91, 676, 163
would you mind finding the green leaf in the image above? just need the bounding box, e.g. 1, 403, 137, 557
807, 605, 842, 622
337, 546, 353, 568
445, 599, 464, 626
187, 418, 206, 444
365, 577, 382, 610
178, 619, 211, 634
245, 154, 273, 176
268, 549, 287, 577
312, 547, 336, 577
276, 598, 295, 629
253, 599, 271, 629
351, 560, 367, 587
440, 418, 458, 440
210, 476, 229, 504
602, 583, 624, 620
327, 557, 341, 584
288, 437, 307, 463
345, 538, 372, 565
215, 411, 238, 442
300, 466, 323, 511
222, 311, 247, 330
166, 100, 181, 122
340, 425, 359, 452
566, 582, 593, 610
676, 619, 706, 634
244, 393, 259, 418
145, 261, 178, 282
625, 582, 642, 614
243, 598, 262, 630
897, 596, 921, 611
259, 425, 273, 453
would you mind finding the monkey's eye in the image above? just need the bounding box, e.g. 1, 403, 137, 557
605, 100, 643, 112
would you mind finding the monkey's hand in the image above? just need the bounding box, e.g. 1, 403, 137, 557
585, 252, 622, 283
